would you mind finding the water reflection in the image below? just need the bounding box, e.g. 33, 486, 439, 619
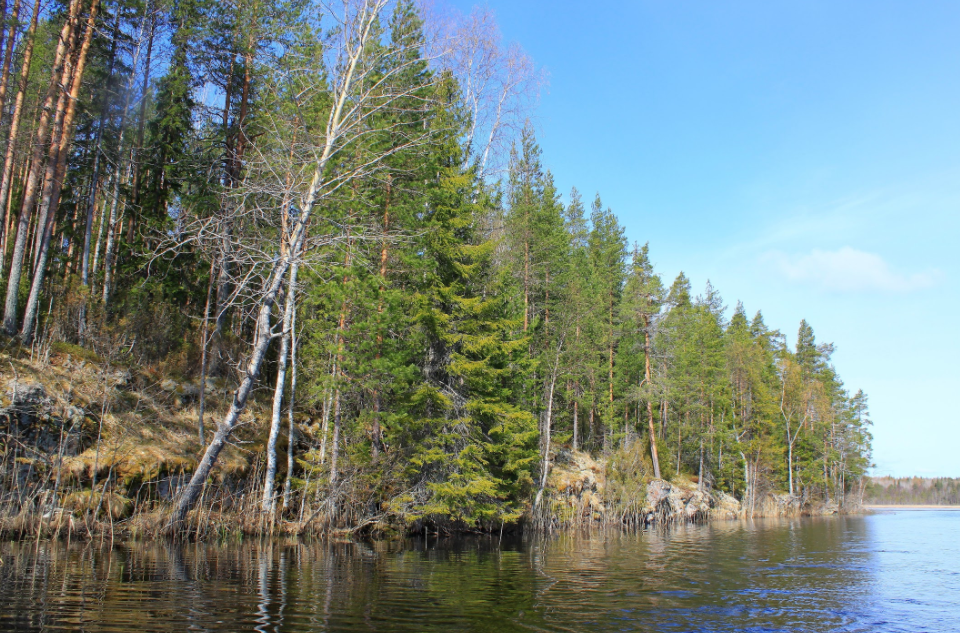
0, 513, 957, 632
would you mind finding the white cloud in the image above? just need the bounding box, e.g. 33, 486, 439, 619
764, 246, 940, 292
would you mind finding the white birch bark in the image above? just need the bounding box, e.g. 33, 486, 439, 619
171, 0, 394, 526
262, 258, 299, 514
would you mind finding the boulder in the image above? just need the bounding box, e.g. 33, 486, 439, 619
543, 449, 607, 524
684, 489, 712, 520
6, 380, 47, 408
109, 370, 133, 387
179, 382, 201, 399
643, 479, 687, 523
712, 491, 741, 519
643, 479, 739, 525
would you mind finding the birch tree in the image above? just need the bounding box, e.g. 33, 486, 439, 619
170, 0, 444, 527
435, 6, 542, 181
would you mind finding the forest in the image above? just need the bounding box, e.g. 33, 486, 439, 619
0, 0, 873, 535
864, 477, 960, 506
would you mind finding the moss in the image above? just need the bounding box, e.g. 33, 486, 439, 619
50, 341, 103, 364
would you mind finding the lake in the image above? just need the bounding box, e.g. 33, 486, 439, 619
0, 510, 956, 632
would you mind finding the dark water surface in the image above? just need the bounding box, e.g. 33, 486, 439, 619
1, 510, 957, 632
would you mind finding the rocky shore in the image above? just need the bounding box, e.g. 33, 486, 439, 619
537, 449, 849, 530
1, 348, 852, 541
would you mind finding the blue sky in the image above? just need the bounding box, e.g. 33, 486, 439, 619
448, 0, 960, 477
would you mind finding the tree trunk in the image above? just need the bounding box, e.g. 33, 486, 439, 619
698, 436, 704, 492
90, 177, 108, 276
788, 434, 794, 496
522, 235, 528, 331
129, 0, 154, 208
371, 177, 391, 461
170, 0, 392, 527
0, 0, 21, 119
676, 413, 682, 476
212, 33, 254, 350
100, 158, 128, 304
534, 339, 562, 509
643, 319, 661, 478
739, 451, 749, 516
329, 389, 341, 486
171, 243, 294, 527
608, 300, 614, 409
281, 271, 299, 511
318, 357, 336, 465
1, 0, 74, 335
262, 258, 298, 514
21, 0, 100, 343
572, 389, 578, 451
81, 13, 119, 287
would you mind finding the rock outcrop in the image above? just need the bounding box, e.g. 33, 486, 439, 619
641, 479, 740, 525
539, 450, 606, 526
541, 452, 746, 527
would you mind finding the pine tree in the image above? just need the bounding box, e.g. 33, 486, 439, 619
619, 242, 664, 476
725, 305, 779, 512
559, 187, 595, 451
586, 194, 626, 450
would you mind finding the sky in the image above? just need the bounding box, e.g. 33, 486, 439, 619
448, 0, 960, 477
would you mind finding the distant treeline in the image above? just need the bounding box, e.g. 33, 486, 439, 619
864, 477, 960, 506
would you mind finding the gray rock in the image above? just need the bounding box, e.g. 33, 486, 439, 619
713, 491, 741, 519
6, 380, 47, 407
684, 490, 712, 520
160, 379, 179, 393
179, 382, 201, 398
110, 370, 132, 387
63, 405, 85, 424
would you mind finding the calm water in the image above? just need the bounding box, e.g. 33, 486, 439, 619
0, 511, 957, 632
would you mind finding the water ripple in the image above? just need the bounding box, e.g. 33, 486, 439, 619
0, 512, 958, 632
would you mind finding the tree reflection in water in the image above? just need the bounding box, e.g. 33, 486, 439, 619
0, 514, 956, 632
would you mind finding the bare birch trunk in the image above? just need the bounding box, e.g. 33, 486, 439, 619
170, 0, 410, 528
90, 180, 108, 276
534, 339, 562, 509
262, 258, 299, 514
281, 273, 299, 511
100, 159, 128, 304
788, 434, 794, 496
739, 451, 749, 516
171, 241, 295, 526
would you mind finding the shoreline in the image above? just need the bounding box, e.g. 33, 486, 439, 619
0, 501, 867, 543
864, 504, 960, 511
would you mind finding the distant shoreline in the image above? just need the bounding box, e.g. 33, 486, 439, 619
864, 504, 960, 511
